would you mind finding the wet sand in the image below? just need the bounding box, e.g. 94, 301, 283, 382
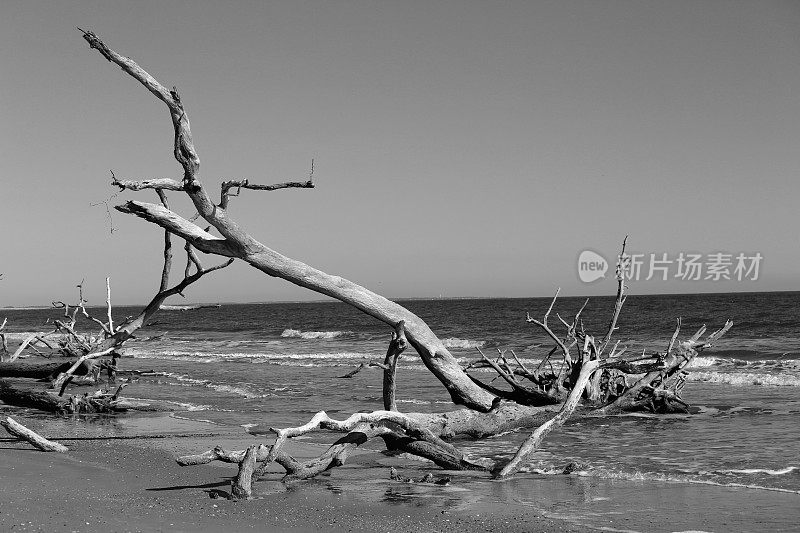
0, 413, 797, 532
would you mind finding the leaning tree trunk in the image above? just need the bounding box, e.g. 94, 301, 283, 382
81, 30, 495, 412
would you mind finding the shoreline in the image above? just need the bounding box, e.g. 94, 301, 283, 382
0, 412, 798, 532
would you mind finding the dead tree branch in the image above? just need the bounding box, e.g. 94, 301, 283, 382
219, 159, 315, 209
111, 171, 184, 192
598, 236, 628, 355
496, 359, 600, 478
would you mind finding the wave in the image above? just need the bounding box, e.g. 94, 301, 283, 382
572, 468, 800, 494
688, 371, 800, 387
689, 356, 800, 370
716, 466, 799, 476
121, 396, 211, 411
280, 328, 350, 340
687, 357, 719, 368
129, 349, 376, 361
151, 372, 272, 398
442, 337, 485, 349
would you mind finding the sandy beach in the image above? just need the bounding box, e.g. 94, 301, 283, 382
1, 412, 797, 533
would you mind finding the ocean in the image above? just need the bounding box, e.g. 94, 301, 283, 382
2, 292, 799, 529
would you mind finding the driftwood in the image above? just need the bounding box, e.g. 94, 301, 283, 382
76, 30, 735, 498
337, 362, 386, 379
7, 332, 47, 362
0, 416, 68, 452
0, 378, 169, 414
0, 318, 7, 357
230, 445, 258, 500
0, 361, 80, 380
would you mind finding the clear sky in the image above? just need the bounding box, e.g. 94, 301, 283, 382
1, 0, 798, 306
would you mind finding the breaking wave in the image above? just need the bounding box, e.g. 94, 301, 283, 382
716, 466, 799, 476
687, 356, 719, 368
442, 337, 485, 349
281, 329, 350, 339
128, 349, 380, 366
152, 372, 271, 399
121, 396, 212, 411
395, 398, 433, 405
688, 371, 800, 387
572, 467, 800, 494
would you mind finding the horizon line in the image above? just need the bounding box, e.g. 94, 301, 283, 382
2, 288, 796, 310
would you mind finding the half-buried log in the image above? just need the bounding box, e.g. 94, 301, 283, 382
0, 416, 68, 452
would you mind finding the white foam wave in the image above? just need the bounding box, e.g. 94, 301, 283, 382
716, 466, 799, 476
122, 396, 211, 411
442, 337, 485, 349
687, 357, 719, 368
685, 478, 800, 494
688, 371, 800, 387
153, 372, 271, 398
129, 349, 376, 362
280, 328, 350, 340
521, 466, 566, 475
580, 468, 800, 494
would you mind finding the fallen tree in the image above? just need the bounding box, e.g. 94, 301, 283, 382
75, 29, 733, 499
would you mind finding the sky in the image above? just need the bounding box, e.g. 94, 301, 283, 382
1, 0, 798, 306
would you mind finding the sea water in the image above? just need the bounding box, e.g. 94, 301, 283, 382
2, 292, 799, 527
